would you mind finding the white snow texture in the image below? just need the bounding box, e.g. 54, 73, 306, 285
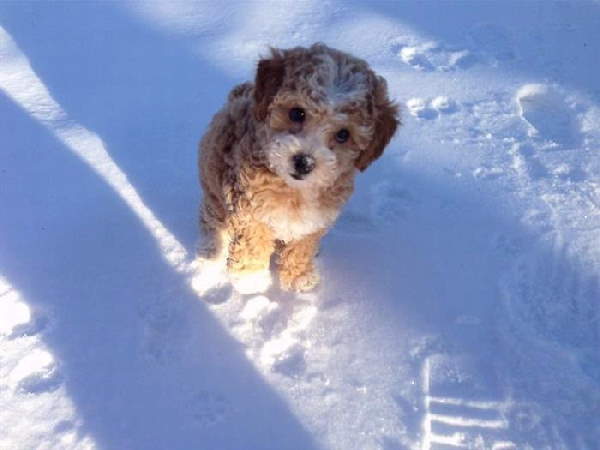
1, 2, 599, 449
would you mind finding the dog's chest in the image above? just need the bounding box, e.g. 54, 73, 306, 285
254, 191, 338, 242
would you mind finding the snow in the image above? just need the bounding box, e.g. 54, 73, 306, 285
1, 1, 599, 449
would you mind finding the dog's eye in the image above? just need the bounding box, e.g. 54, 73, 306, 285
289, 107, 306, 123
335, 128, 350, 144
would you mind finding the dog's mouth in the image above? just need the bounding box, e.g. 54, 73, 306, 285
290, 173, 305, 181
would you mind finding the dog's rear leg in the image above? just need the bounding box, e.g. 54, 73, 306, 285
191, 206, 232, 298
197, 200, 229, 259
227, 220, 275, 294
277, 231, 323, 292
198, 223, 227, 262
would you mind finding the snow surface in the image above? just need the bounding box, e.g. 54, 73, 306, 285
1, 1, 600, 449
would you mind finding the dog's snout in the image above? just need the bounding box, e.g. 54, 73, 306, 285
292, 153, 316, 176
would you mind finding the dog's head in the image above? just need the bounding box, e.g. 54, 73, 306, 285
253, 43, 399, 190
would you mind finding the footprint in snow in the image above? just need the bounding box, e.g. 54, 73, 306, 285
497, 247, 600, 445
0, 277, 60, 394
504, 249, 600, 366
407, 96, 458, 120
516, 84, 581, 148
227, 293, 318, 378
421, 354, 516, 449
407, 98, 438, 120
395, 41, 476, 72
431, 96, 458, 114
399, 46, 435, 71
230, 295, 282, 347
259, 296, 317, 377
187, 390, 232, 427
10, 348, 62, 394
510, 142, 548, 180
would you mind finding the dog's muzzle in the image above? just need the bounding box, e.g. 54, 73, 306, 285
291, 153, 315, 180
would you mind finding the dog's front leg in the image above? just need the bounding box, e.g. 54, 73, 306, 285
277, 231, 323, 292
227, 219, 275, 294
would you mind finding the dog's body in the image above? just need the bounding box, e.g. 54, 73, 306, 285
198, 43, 399, 294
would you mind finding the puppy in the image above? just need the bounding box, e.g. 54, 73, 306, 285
198, 43, 399, 294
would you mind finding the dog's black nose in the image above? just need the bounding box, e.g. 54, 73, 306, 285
292, 153, 315, 176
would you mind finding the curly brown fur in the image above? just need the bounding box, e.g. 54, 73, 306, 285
198, 43, 400, 294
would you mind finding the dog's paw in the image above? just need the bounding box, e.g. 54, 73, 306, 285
280, 270, 320, 293
191, 257, 232, 304
230, 269, 272, 295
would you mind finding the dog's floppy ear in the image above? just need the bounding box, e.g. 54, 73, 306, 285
355, 76, 399, 172
253, 51, 285, 121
